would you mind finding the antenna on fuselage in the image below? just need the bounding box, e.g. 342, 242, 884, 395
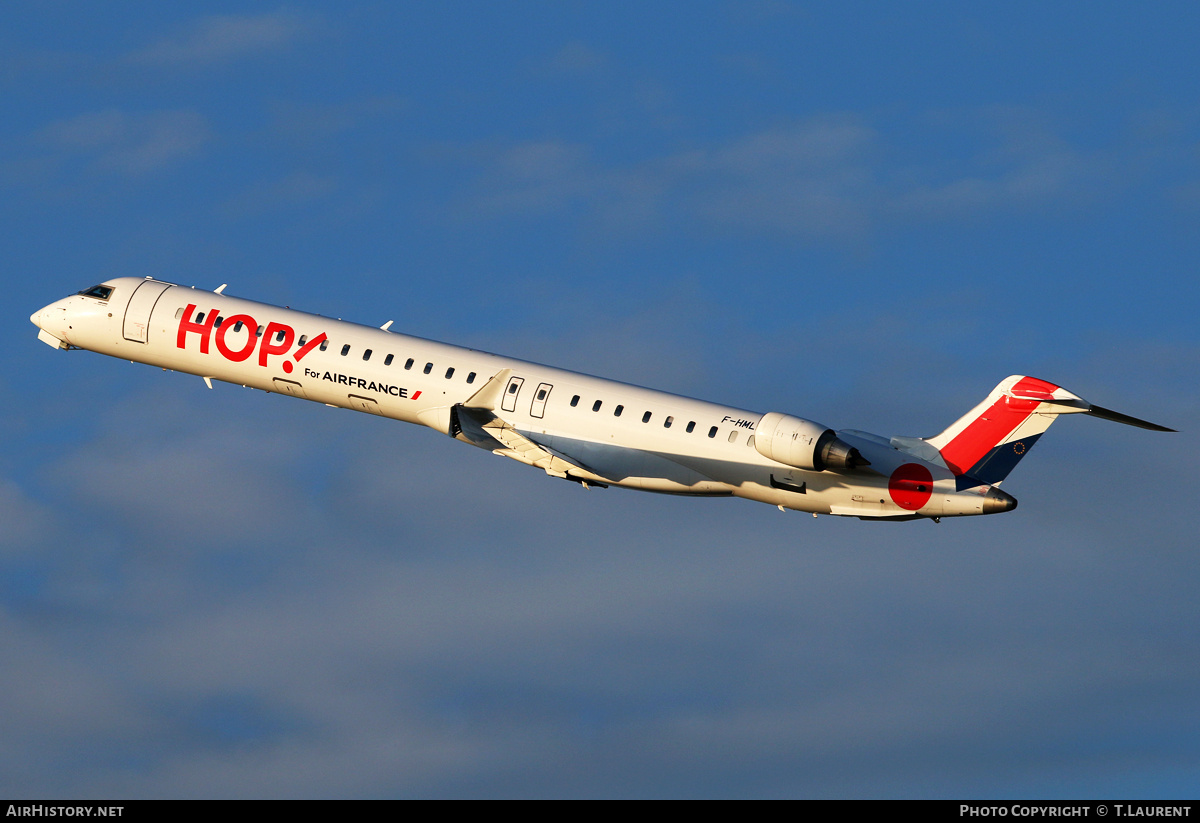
214, 284, 227, 294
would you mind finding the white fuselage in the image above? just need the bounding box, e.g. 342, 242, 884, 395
32, 277, 1005, 520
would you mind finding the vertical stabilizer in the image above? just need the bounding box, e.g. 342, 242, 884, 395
924, 376, 1079, 484
921, 376, 1172, 485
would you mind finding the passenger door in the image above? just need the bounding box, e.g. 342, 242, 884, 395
530, 383, 553, 419
122, 280, 172, 343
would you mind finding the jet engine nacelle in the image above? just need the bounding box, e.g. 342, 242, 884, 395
755, 412, 866, 472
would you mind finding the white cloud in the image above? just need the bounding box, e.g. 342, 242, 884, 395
269, 96, 405, 142
668, 118, 878, 238
40, 109, 210, 175
129, 12, 315, 67
221, 171, 340, 217
546, 41, 608, 75
0, 478, 56, 553
450, 110, 1117, 241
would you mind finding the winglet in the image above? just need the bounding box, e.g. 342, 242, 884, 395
214, 284, 227, 294
463, 368, 513, 411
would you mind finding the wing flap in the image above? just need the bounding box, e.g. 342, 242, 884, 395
456, 403, 605, 480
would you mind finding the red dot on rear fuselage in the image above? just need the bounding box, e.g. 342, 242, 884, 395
282, 361, 293, 373
889, 463, 934, 511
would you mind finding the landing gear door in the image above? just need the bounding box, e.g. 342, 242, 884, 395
501, 376, 525, 413
530, 383, 552, 419
273, 378, 307, 398
122, 280, 172, 343
347, 394, 382, 415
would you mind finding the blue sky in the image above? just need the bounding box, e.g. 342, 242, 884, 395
3, 2, 1198, 798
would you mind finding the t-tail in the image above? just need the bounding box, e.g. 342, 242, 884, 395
920, 375, 1175, 486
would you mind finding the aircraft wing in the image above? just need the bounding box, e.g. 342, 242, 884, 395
456, 369, 607, 482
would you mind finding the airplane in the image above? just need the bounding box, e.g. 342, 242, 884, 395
31, 277, 1174, 522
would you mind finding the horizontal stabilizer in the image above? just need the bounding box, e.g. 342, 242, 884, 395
1086, 404, 1176, 432
1007, 384, 1174, 431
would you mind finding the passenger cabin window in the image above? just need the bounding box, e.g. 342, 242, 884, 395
319, 339, 329, 351
728, 431, 739, 444
276, 330, 286, 343
614, 404, 624, 417
708, 426, 718, 438
686, 421, 696, 433
384, 354, 394, 366
78, 285, 113, 300
592, 400, 602, 412
175, 307, 183, 318
196, 312, 205, 323
405, 358, 414, 369
298, 335, 308, 347
363, 349, 372, 361
664, 416, 674, 428
256, 326, 264, 337
641, 411, 652, 423
445, 367, 455, 379
340, 344, 351, 356
571, 395, 580, 407
233, 321, 244, 332
423, 362, 433, 375
466, 372, 476, 384
215, 316, 224, 327
747, 435, 755, 448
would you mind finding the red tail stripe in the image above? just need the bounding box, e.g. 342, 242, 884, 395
939, 377, 1058, 475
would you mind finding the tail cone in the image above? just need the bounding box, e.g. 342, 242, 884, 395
982, 487, 1018, 514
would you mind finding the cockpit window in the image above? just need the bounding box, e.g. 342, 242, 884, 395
78, 285, 113, 301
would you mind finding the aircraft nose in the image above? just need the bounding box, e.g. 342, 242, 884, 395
31, 300, 64, 329
31, 298, 73, 343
